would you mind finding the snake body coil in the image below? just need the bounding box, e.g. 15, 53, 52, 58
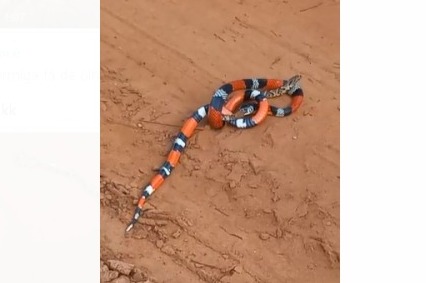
126, 75, 304, 232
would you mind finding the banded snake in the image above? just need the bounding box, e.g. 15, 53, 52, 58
125, 75, 303, 232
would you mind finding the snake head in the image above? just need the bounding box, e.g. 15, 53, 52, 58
265, 75, 302, 98
283, 75, 302, 95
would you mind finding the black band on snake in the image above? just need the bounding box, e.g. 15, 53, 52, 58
125, 75, 303, 232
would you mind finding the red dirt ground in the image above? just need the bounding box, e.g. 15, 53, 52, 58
100, 0, 340, 282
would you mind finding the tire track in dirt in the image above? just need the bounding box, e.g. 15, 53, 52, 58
101, 23, 218, 123
101, 0, 338, 98
137, 0, 339, 91
231, 15, 339, 79
101, 36, 156, 77
101, 6, 223, 84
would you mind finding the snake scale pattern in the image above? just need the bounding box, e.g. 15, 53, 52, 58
126, 75, 304, 232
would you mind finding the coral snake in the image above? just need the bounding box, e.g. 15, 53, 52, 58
125, 75, 303, 232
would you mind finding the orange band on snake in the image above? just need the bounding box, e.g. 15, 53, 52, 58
125, 75, 303, 232
207, 76, 302, 129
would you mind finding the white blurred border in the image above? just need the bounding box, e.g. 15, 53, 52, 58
342, 0, 426, 282
0, 29, 99, 132
0, 133, 99, 282
0, 0, 99, 28
0, 1, 99, 283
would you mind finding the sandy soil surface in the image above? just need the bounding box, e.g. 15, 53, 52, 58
100, 0, 340, 282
